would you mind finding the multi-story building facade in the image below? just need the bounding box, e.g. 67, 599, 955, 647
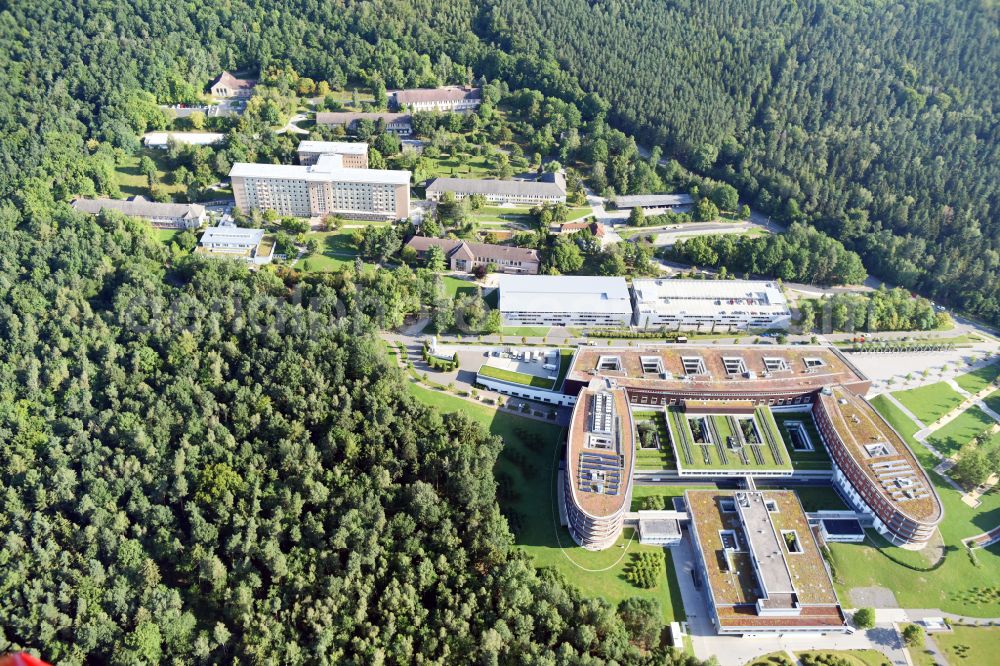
297, 141, 369, 168
632, 279, 792, 331
391, 86, 482, 113
405, 236, 540, 274
315, 112, 413, 136
230, 155, 410, 220
497, 275, 634, 327
813, 387, 942, 548
72, 196, 207, 229
426, 173, 566, 205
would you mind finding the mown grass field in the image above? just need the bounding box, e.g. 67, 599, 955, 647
933, 625, 1000, 664
405, 381, 686, 622
955, 362, 1000, 394
926, 406, 999, 458
893, 381, 967, 425
115, 149, 187, 199
292, 230, 358, 272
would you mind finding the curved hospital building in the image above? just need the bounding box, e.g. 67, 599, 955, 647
561, 345, 942, 551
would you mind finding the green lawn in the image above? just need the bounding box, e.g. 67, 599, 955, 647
442, 274, 478, 299
934, 625, 1000, 664
926, 406, 999, 458
955, 362, 1000, 394
772, 412, 833, 470
563, 206, 593, 222
630, 484, 715, 510
501, 326, 551, 337
423, 152, 494, 180
788, 485, 849, 512
795, 650, 891, 666
893, 381, 967, 425
983, 388, 1000, 419
478, 364, 555, 389
292, 230, 359, 272
153, 228, 184, 244
633, 410, 676, 470
406, 381, 686, 622
826, 399, 1000, 617
553, 348, 575, 389
469, 206, 535, 227
115, 149, 186, 199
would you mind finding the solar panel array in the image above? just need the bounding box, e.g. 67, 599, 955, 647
578, 451, 622, 496
590, 391, 615, 434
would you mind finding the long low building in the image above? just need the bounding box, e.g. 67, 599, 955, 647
297, 140, 368, 168
614, 193, 693, 210
72, 196, 207, 229
563, 345, 872, 403
230, 154, 410, 220
405, 236, 540, 274
197, 224, 273, 265
686, 490, 848, 635
426, 173, 566, 205
143, 132, 225, 148
391, 86, 481, 113
316, 112, 412, 136
632, 278, 792, 331
497, 275, 633, 327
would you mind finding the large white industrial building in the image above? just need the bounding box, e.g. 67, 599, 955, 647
632, 279, 791, 331
497, 275, 633, 327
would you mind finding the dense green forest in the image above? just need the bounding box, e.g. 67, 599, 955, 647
0, 210, 706, 662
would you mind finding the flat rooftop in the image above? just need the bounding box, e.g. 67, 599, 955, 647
686, 489, 844, 629
229, 160, 410, 185
200, 225, 264, 245
616, 193, 694, 208
632, 278, 790, 317
566, 387, 634, 518
297, 140, 368, 155
498, 275, 633, 316
565, 345, 869, 395
426, 176, 566, 198
819, 387, 942, 525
